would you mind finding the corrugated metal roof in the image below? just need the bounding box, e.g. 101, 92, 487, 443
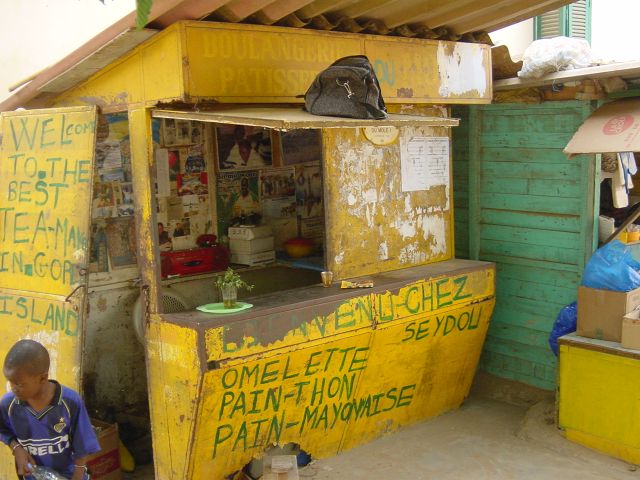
151, 0, 576, 39
1, 0, 575, 111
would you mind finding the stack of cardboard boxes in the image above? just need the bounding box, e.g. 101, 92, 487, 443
577, 285, 640, 349
229, 226, 275, 266
87, 420, 122, 480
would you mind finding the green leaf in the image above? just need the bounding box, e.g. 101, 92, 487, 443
215, 268, 254, 292
136, 0, 153, 30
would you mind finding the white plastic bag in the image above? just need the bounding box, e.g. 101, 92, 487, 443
518, 36, 594, 79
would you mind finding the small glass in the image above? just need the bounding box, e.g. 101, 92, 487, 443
220, 284, 238, 308
320, 271, 334, 287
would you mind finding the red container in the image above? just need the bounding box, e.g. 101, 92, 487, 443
160, 246, 229, 278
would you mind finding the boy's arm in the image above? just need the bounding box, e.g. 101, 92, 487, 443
67, 390, 101, 474
0, 400, 16, 446
8, 438, 36, 476
71, 457, 90, 480
0, 403, 35, 475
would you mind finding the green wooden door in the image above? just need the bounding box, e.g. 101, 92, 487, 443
453, 101, 598, 390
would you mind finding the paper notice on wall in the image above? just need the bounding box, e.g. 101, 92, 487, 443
155, 148, 171, 197
400, 136, 450, 192
167, 196, 184, 220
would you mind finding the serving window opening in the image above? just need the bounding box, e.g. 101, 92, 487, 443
149, 116, 327, 307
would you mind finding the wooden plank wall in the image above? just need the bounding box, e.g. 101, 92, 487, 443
453, 101, 597, 390
452, 106, 470, 259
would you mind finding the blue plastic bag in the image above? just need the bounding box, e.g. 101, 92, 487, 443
549, 302, 577, 356
581, 240, 640, 292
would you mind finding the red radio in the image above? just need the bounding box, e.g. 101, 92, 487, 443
160, 246, 230, 278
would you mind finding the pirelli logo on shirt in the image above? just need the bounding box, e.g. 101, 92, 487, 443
21, 435, 70, 456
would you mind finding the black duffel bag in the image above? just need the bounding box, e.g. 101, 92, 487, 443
304, 55, 387, 120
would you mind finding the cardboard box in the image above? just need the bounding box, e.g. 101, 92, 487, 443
622, 309, 640, 349
564, 98, 640, 156
228, 225, 272, 240
262, 455, 299, 480
577, 286, 640, 342
86, 420, 122, 480
230, 236, 274, 254
231, 250, 275, 266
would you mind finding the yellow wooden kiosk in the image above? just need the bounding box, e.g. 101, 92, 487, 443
557, 98, 640, 466
0, 21, 495, 479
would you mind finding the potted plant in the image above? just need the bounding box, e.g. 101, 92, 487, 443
215, 267, 254, 308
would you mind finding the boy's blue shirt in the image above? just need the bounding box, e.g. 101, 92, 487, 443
0, 381, 100, 478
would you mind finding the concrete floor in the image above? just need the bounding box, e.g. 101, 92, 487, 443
124, 395, 639, 479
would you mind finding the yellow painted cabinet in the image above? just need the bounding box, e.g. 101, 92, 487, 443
559, 334, 640, 464
147, 261, 495, 479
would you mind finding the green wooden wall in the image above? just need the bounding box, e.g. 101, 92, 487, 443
452, 101, 598, 390
452, 106, 470, 259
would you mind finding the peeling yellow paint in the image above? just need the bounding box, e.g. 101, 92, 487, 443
324, 126, 454, 280
146, 315, 202, 479
54, 28, 184, 109
437, 42, 489, 98
50, 22, 490, 110
144, 265, 496, 479
0, 106, 97, 479
13, 20, 496, 480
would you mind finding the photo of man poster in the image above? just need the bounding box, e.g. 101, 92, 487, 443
216, 125, 272, 170
216, 171, 261, 236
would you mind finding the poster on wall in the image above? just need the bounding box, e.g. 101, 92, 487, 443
89, 222, 109, 273
301, 217, 325, 244
281, 129, 323, 165
93, 112, 132, 220
177, 172, 208, 196
260, 168, 297, 220
162, 118, 200, 147
184, 144, 206, 173
260, 168, 295, 198
175, 120, 192, 145
170, 218, 190, 238
92, 183, 116, 218
295, 164, 324, 219
216, 125, 273, 170
168, 149, 181, 180
105, 217, 137, 269
400, 136, 449, 192
216, 171, 261, 235
155, 149, 171, 197
154, 119, 210, 252
116, 183, 135, 216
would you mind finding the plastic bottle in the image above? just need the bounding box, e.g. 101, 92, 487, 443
27, 463, 68, 480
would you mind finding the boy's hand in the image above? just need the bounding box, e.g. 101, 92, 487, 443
13, 445, 35, 476
71, 464, 88, 480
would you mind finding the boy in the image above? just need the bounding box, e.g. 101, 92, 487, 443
0, 340, 100, 479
